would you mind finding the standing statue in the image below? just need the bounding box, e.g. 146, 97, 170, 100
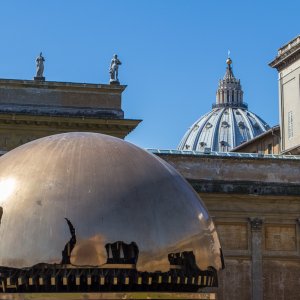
35, 52, 45, 80
109, 54, 122, 84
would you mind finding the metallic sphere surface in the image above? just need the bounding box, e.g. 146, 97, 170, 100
0, 132, 222, 272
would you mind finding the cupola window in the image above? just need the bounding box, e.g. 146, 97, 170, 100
238, 121, 245, 129
221, 121, 229, 128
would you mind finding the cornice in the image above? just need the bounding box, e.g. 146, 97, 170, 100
188, 179, 300, 196
269, 44, 300, 71
0, 78, 127, 94
0, 114, 141, 130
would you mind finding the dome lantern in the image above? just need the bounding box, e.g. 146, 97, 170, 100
215, 57, 246, 109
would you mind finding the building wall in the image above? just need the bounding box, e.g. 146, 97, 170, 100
0, 79, 141, 151
204, 193, 300, 300
158, 153, 300, 300
231, 128, 280, 154
279, 59, 300, 153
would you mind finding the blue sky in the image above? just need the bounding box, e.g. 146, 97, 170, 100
0, 1, 299, 149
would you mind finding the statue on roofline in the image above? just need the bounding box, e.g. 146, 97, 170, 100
35, 52, 45, 81
109, 54, 122, 84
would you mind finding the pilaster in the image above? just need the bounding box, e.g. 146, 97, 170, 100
249, 217, 263, 300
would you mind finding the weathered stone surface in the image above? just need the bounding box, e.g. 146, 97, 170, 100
201, 193, 300, 215
216, 223, 248, 250
190, 179, 300, 195
216, 258, 252, 300
158, 154, 300, 185
0, 79, 126, 117
0, 79, 141, 151
263, 260, 300, 300
265, 225, 297, 251
156, 153, 300, 300
250, 218, 263, 300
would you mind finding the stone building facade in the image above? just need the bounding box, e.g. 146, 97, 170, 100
0, 79, 141, 152
270, 35, 300, 154
154, 150, 300, 300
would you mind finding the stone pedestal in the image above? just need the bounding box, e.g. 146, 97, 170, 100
0, 293, 216, 299
110, 79, 120, 85
34, 76, 45, 81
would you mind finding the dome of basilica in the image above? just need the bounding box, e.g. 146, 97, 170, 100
178, 58, 270, 152
0, 132, 222, 276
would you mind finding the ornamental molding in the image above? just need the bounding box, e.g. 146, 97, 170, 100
0, 117, 138, 130
269, 47, 300, 71
248, 217, 263, 230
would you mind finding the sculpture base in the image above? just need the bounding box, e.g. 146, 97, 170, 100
0, 292, 216, 299
34, 77, 45, 81
110, 80, 120, 85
